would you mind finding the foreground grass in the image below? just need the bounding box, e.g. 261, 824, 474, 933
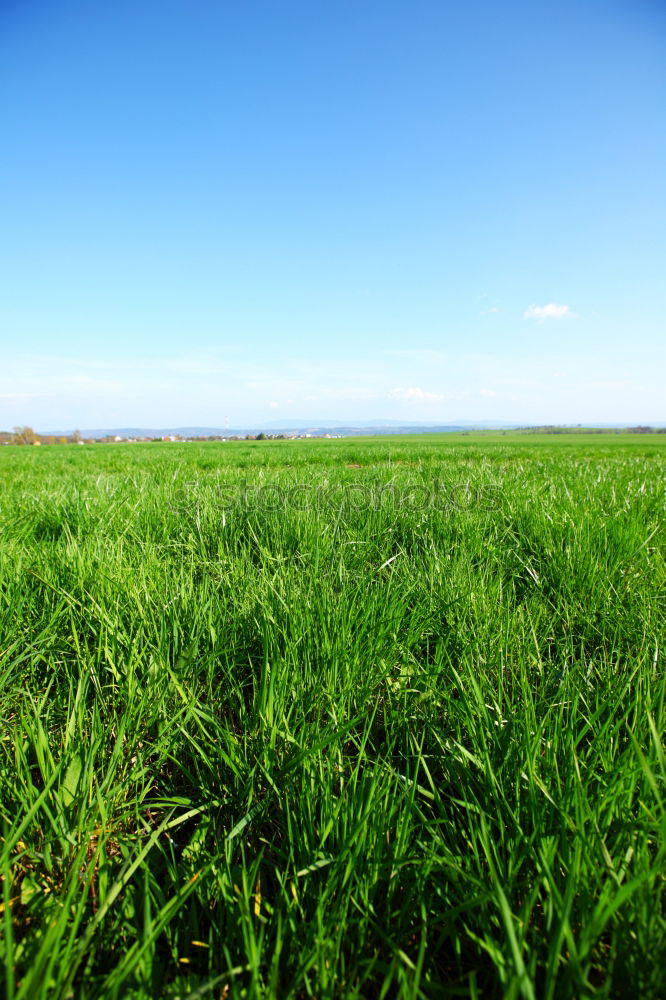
0, 437, 664, 998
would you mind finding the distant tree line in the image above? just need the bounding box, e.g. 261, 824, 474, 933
0, 426, 85, 445
519, 425, 666, 434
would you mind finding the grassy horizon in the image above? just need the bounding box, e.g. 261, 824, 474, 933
1, 437, 664, 997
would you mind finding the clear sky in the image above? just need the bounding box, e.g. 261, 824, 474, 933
1, 0, 665, 430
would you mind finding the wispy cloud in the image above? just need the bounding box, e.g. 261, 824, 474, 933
524, 303, 576, 320
479, 388, 497, 397
0, 392, 48, 400
389, 386, 446, 402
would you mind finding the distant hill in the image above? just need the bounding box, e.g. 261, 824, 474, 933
39, 421, 665, 439
41, 423, 513, 438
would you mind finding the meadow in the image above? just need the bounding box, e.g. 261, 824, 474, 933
0, 433, 664, 998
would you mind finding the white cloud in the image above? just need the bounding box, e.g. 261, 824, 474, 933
268, 401, 279, 409
524, 303, 576, 320
389, 386, 445, 402
479, 388, 497, 397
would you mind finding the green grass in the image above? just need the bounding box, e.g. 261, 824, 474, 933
0, 435, 664, 998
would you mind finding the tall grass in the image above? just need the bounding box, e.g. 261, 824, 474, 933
0, 436, 664, 997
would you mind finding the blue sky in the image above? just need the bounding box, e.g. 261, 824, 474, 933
1, 0, 664, 429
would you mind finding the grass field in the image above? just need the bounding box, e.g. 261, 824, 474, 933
1, 434, 664, 998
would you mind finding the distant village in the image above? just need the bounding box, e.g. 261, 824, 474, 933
1, 426, 340, 445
